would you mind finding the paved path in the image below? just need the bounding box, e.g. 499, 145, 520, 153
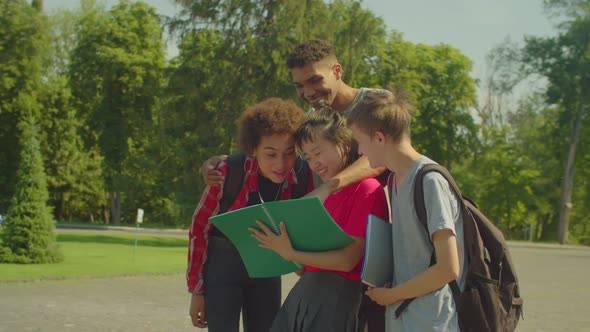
1, 243, 589, 331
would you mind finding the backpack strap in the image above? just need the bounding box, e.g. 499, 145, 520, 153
219, 152, 247, 214
414, 164, 463, 227
414, 164, 471, 298
394, 164, 463, 318
220, 153, 310, 213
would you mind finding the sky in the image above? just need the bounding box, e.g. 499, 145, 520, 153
361, 0, 558, 77
44, 0, 559, 82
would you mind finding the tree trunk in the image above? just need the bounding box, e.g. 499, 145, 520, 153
537, 213, 550, 241
109, 191, 121, 225
506, 198, 512, 240
103, 205, 109, 224
54, 191, 64, 221
557, 103, 584, 244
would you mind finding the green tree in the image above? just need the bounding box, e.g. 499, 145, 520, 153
455, 40, 542, 238
522, 0, 590, 243
172, 0, 334, 118
46, 7, 79, 78
17, 6, 109, 223
0, 0, 49, 212
69, 0, 165, 224
156, 30, 232, 223
37, 75, 106, 222
473, 126, 538, 238
373, 37, 478, 170
571, 120, 590, 243
411, 44, 478, 169
329, 0, 386, 87
372, 32, 424, 101
506, 94, 562, 241
476, 38, 525, 130
0, 119, 62, 264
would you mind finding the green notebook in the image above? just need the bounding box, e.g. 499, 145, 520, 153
209, 197, 354, 278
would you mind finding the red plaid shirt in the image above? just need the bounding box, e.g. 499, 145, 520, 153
186, 155, 312, 293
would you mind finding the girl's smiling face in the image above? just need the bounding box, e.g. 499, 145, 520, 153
301, 136, 347, 182
252, 133, 297, 183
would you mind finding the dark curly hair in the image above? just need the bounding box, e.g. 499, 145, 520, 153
236, 98, 305, 153
286, 39, 338, 69
294, 106, 358, 168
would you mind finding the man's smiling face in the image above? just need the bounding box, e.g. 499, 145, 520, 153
290, 59, 341, 109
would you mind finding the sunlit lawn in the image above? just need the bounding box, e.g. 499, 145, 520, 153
0, 233, 188, 280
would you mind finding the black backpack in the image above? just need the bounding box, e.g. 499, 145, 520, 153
394, 164, 523, 332
219, 152, 311, 214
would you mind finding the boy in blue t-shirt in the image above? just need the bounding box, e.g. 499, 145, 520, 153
348, 90, 466, 332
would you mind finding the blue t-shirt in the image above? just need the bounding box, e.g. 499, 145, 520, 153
386, 156, 466, 332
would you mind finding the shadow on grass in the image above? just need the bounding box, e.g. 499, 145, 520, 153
57, 234, 187, 248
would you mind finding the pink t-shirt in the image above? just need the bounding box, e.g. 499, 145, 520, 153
304, 178, 388, 280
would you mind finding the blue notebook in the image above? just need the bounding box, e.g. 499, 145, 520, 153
209, 197, 354, 278
361, 214, 393, 287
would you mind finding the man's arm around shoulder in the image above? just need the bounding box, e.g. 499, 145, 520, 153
306, 156, 385, 201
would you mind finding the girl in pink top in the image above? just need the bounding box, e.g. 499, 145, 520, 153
251, 108, 388, 332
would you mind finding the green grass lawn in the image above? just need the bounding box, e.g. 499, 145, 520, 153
0, 233, 188, 280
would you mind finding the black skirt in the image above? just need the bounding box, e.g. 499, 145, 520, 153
271, 271, 362, 332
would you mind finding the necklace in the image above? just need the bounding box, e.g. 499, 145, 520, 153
257, 179, 283, 204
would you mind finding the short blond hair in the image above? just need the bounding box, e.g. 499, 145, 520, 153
347, 89, 413, 142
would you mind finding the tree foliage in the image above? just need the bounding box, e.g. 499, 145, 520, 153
37, 75, 106, 222
69, 0, 165, 224
0, 120, 62, 264
522, 0, 589, 243
0, 0, 48, 212
2, 0, 588, 246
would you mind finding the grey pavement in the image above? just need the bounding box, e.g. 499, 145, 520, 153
1, 242, 589, 331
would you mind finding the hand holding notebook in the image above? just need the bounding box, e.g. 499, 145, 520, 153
209, 197, 354, 278
250, 220, 296, 261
